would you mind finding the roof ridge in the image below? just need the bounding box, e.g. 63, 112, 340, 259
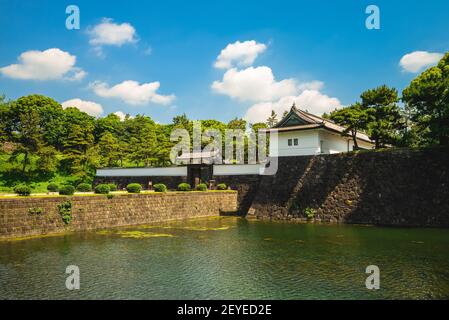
298, 108, 337, 124
293, 108, 322, 124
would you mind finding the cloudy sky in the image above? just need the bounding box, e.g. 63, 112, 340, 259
0, 0, 448, 124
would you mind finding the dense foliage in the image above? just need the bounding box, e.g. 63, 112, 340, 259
59, 185, 75, 196
402, 52, 449, 146
195, 183, 208, 191
153, 183, 167, 192
329, 85, 404, 148
94, 184, 110, 194
57, 200, 72, 224
216, 183, 227, 190
177, 183, 191, 191
47, 183, 59, 192
14, 184, 31, 196
126, 183, 141, 193
76, 183, 92, 192
0, 95, 261, 192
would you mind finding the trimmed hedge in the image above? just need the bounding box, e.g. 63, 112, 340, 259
94, 184, 110, 194
153, 183, 167, 192
47, 183, 59, 192
107, 183, 117, 192
126, 183, 141, 193
178, 183, 191, 191
14, 185, 31, 196
216, 183, 227, 190
59, 185, 75, 196
76, 183, 92, 192
196, 183, 208, 191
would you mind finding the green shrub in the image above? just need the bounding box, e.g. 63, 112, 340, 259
196, 183, 208, 191
304, 207, 316, 220
59, 185, 75, 196
76, 183, 92, 192
153, 183, 167, 192
107, 183, 117, 192
216, 183, 227, 190
47, 183, 59, 192
126, 183, 141, 193
94, 184, 110, 194
28, 207, 43, 215
177, 183, 191, 191
57, 200, 72, 224
106, 194, 115, 199
14, 185, 31, 196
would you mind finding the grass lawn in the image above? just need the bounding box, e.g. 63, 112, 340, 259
0, 153, 81, 193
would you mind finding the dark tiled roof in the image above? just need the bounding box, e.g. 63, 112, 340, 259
266, 105, 373, 143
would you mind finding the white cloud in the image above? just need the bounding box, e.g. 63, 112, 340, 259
244, 90, 342, 124
67, 68, 87, 81
399, 51, 444, 73
297, 80, 324, 91
0, 48, 86, 81
61, 99, 103, 117
88, 18, 138, 46
214, 40, 267, 69
91, 80, 175, 105
113, 111, 133, 121
211, 66, 298, 102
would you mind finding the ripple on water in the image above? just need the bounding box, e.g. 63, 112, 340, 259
0, 218, 449, 299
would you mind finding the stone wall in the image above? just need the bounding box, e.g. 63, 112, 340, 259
212, 175, 261, 215
95, 174, 259, 214
0, 191, 237, 239
249, 147, 449, 227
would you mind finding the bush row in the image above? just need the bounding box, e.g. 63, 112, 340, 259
14, 182, 229, 196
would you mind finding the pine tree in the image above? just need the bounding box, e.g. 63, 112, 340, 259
266, 110, 278, 128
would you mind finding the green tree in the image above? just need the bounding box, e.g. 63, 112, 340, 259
126, 116, 158, 166
0, 95, 11, 144
227, 117, 247, 130
94, 113, 123, 141
266, 110, 278, 128
402, 52, 449, 146
172, 113, 190, 130
154, 124, 175, 166
329, 103, 369, 150
8, 102, 44, 172
62, 122, 95, 175
14, 95, 65, 149
98, 132, 121, 167
249, 122, 268, 161
360, 85, 404, 148
36, 146, 58, 174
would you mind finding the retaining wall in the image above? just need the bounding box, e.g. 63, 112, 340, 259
0, 191, 237, 239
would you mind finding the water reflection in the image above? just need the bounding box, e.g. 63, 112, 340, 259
0, 217, 448, 299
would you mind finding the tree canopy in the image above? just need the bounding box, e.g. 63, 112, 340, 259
402, 52, 449, 145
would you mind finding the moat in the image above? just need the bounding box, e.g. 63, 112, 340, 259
1, 217, 448, 299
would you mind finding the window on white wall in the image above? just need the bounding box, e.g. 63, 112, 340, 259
293, 138, 298, 146
288, 139, 292, 146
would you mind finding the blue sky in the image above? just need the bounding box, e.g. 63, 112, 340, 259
0, 0, 448, 124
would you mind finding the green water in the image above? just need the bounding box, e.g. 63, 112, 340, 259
1, 217, 449, 299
